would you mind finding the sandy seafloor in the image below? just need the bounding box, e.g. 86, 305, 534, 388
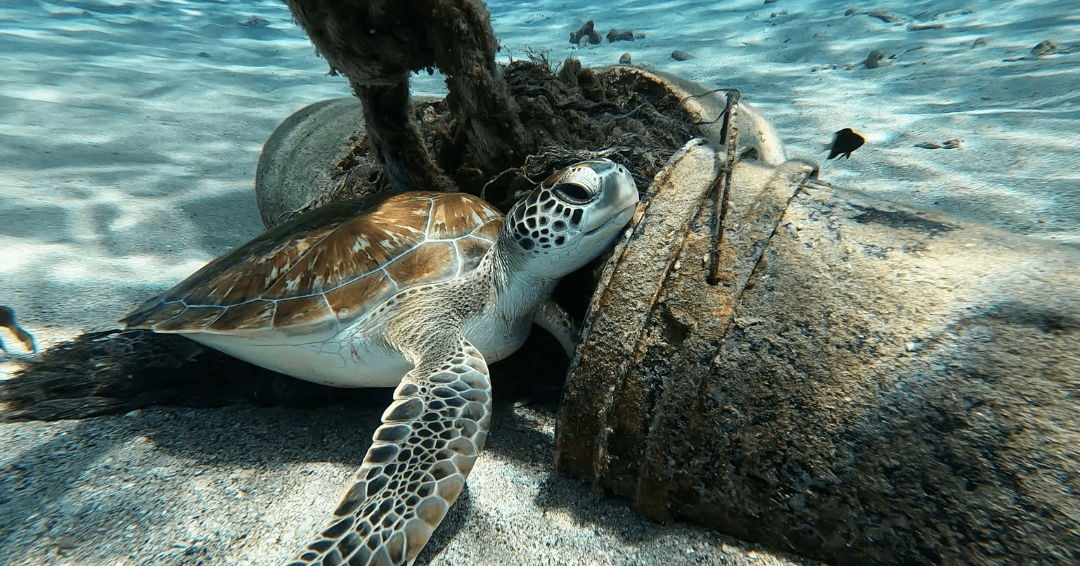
1, 0, 1078, 564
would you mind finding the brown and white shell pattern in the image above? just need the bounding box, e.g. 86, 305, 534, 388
122, 192, 503, 336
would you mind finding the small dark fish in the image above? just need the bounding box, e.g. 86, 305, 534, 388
0, 305, 36, 354
827, 128, 866, 159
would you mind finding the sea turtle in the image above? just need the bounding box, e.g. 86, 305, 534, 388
120, 158, 639, 566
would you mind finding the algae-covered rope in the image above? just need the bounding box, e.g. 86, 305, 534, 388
704, 88, 740, 285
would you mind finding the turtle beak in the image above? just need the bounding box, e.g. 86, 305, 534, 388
584, 201, 636, 236
580, 160, 639, 235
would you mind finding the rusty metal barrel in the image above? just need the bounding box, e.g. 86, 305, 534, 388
555, 138, 1080, 565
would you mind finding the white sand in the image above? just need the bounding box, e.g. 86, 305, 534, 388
1, 0, 1077, 564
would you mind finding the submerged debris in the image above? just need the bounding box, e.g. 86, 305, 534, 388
570, 20, 602, 45
1004, 39, 1079, 61
864, 49, 892, 68
1032, 39, 1059, 57
239, 15, 269, 28
305, 58, 698, 216
916, 139, 962, 149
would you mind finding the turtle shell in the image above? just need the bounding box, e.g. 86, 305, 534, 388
122, 191, 503, 335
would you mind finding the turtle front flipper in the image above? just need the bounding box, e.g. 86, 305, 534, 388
286, 337, 492, 566
534, 299, 578, 358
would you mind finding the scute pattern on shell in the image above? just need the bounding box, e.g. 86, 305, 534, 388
121, 192, 504, 334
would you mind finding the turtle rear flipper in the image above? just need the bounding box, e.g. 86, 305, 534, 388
286, 337, 492, 566
0, 305, 36, 354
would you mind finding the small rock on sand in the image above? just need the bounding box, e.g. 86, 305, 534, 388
868, 10, 904, 24
671, 50, 694, 61
864, 49, 892, 68
570, 20, 602, 45
240, 15, 269, 28
619, 53, 632, 65
915, 139, 962, 150
845, 9, 904, 24
1032, 39, 1059, 56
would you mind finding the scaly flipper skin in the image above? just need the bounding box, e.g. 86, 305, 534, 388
286, 337, 492, 566
0, 305, 37, 354
534, 299, 577, 358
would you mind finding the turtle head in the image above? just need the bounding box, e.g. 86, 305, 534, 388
505, 158, 639, 278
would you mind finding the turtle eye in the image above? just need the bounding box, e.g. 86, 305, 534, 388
554, 182, 593, 205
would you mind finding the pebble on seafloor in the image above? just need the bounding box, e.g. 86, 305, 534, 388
607, 29, 634, 42
915, 139, 963, 150
671, 50, 694, 61
619, 53, 632, 65
1032, 39, 1059, 56
845, 9, 905, 25
239, 15, 268, 28
864, 49, 893, 68
570, 20, 602, 45
1004, 39, 1078, 61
